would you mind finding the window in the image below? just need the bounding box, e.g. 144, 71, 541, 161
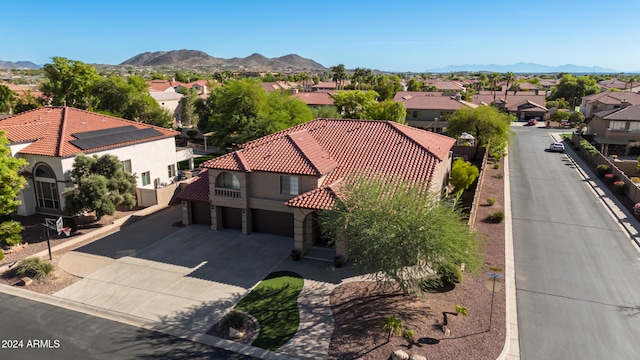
34, 163, 59, 209
121, 160, 132, 173
141, 171, 151, 186
167, 164, 176, 178
610, 121, 626, 130
216, 172, 240, 189
630, 122, 640, 133
412, 111, 418, 118
280, 175, 299, 196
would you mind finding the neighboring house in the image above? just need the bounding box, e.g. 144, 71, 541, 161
585, 103, 640, 156
0, 106, 185, 216
598, 78, 628, 91
177, 118, 456, 258
311, 81, 350, 92
394, 91, 477, 132
290, 92, 334, 108
471, 92, 548, 121
423, 79, 466, 92
579, 91, 640, 118
186, 80, 210, 96
147, 79, 185, 93
149, 91, 184, 121
260, 81, 300, 93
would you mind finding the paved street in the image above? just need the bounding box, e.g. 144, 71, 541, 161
0, 292, 257, 360
510, 124, 640, 359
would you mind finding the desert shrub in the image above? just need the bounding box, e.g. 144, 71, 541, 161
634, 203, 640, 217
493, 162, 501, 169
486, 210, 505, 223
596, 164, 610, 178
487, 197, 497, 206
438, 263, 463, 284
454, 303, 468, 316
382, 316, 403, 341
13, 257, 54, 279
0, 249, 4, 261
220, 311, 248, 333
493, 173, 504, 179
402, 329, 417, 343
613, 180, 627, 194
631, 177, 640, 184
0, 220, 24, 247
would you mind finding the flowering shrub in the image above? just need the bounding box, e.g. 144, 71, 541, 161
604, 173, 616, 184
634, 203, 640, 218
613, 180, 627, 194
596, 164, 610, 178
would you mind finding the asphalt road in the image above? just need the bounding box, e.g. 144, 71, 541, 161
510, 125, 640, 359
0, 292, 256, 360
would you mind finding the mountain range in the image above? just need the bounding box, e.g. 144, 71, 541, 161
0, 60, 41, 69
426, 62, 619, 73
119, 50, 327, 70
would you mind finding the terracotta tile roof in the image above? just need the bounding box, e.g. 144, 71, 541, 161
203, 118, 455, 209
285, 180, 340, 209
147, 80, 186, 92
598, 105, 640, 121
176, 169, 210, 202
582, 91, 640, 105
0, 107, 178, 157
396, 92, 476, 111
471, 94, 547, 112
291, 92, 334, 106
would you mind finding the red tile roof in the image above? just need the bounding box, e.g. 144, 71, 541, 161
291, 92, 334, 106
394, 92, 476, 111
176, 169, 210, 202
581, 91, 640, 105
0, 107, 178, 157
202, 118, 455, 209
471, 93, 547, 112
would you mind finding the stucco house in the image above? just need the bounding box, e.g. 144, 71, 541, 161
394, 91, 477, 132
0, 106, 185, 216
584, 103, 640, 156
472, 92, 548, 121
579, 91, 640, 119
177, 118, 456, 258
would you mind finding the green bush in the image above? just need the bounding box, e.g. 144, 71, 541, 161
438, 263, 463, 284
487, 197, 497, 206
402, 329, 417, 343
486, 210, 505, 223
220, 311, 248, 335
596, 164, 610, 178
493, 162, 501, 169
613, 180, 627, 195
0, 220, 24, 247
0, 249, 4, 261
13, 257, 54, 279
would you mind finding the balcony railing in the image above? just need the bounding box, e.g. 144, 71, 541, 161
214, 187, 241, 198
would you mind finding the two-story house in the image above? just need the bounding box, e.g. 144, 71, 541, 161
585, 103, 640, 156
394, 92, 477, 132
471, 92, 548, 121
177, 118, 456, 258
0, 106, 185, 216
579, 91, 640, 119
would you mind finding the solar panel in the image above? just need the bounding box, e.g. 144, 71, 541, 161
70, 128, 164, 150
71, 125, 139, 139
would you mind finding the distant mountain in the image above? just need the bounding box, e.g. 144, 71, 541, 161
0, 60, 41, 69
427, 62, 618, 73
120, 49, 326, 70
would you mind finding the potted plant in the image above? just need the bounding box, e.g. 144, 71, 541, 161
291, 249, 301, 261
333, 255, 344, 268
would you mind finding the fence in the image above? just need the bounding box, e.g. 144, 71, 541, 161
466, 146, 490, 230
571, 133, 640, 204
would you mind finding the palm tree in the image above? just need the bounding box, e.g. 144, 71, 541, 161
502, 72, 516, 104
381, 316, 403, 342
488, 72, 499, 104
330, 64, 347, 90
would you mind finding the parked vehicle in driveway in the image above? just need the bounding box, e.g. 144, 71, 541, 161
549, 142, 565, 152
526, 119, 538, 126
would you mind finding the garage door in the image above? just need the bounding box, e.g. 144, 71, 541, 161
191, 201, 211, 226
221, 207, 242, 230
251, 209, 294, 237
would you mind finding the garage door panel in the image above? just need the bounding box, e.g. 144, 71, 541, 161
192, 201, 211, 226
251, 209, 293, 237
222, 207, 242, 230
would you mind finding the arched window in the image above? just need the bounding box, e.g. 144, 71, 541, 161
34, 163, 60, 209
215, 172, 240, 190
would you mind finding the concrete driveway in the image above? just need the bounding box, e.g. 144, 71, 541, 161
55, 222, 292, 333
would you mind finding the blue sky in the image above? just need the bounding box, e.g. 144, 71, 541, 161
2, 0, 640, 72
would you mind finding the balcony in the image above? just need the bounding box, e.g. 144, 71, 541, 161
214, 187, 241, 198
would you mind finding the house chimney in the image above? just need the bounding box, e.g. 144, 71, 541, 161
621, 99, 630, 108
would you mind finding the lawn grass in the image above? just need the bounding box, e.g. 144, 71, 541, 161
178, 154, 218, 170
235, 271, 304, 351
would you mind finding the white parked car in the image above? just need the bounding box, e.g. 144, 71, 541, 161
549, 142, 565, 152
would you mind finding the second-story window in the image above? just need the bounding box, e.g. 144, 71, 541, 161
609, 120, 626, 130
280, 175, 299, 196
217, 172, 240, 190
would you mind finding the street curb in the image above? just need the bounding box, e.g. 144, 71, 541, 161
496, 149, 520, 360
